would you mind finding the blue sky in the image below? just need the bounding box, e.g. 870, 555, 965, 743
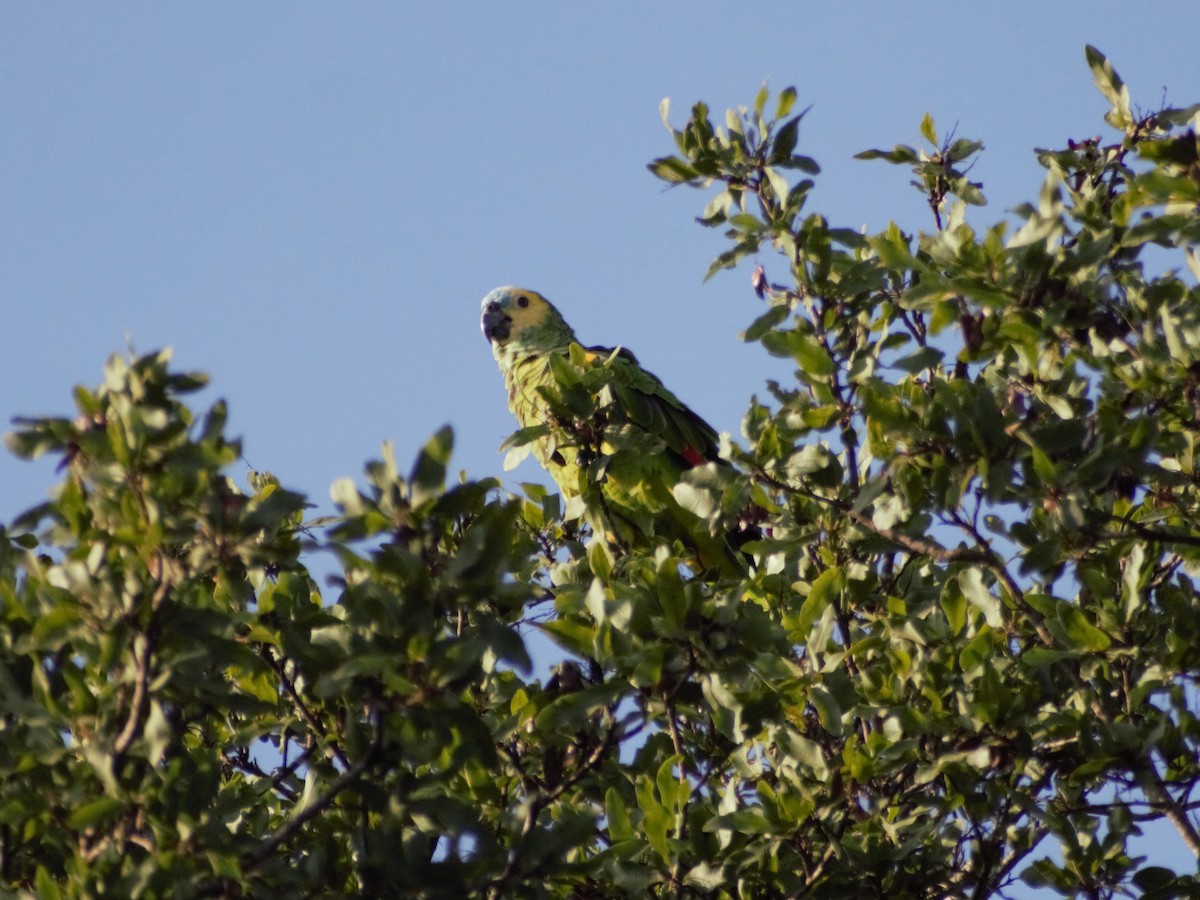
3, 4, 1199, 888
4, 3, 1198, 523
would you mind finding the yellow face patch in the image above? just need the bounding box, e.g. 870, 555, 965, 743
481, 285, 558, 346
498, 288, 551, 339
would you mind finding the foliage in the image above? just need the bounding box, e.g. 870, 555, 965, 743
2, 47, 1199, 897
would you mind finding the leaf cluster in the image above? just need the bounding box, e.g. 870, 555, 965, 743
2, 46, 1199, 899
646, 45, 1200, 897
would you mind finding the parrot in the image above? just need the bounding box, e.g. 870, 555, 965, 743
480, 285, 750, 577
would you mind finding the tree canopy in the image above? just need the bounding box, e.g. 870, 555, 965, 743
2, 47, 1199, 898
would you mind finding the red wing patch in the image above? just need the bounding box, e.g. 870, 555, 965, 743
680, 446, 709, 468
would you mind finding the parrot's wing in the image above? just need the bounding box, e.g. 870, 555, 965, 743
580, 344, 721, 468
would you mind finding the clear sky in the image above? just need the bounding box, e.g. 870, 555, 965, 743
2, 4, 1198, 890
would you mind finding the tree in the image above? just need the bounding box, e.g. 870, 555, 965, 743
1, 46, 1198, 897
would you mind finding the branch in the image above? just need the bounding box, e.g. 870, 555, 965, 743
752, 466, 990, 564
112, 634, 153, 762
244, 705, 384, 870
805, 843, 838, 887
753, 467, 1060, 647
1138, 769, 1200, 859
486, 717, 621, 900
977, 770, 1055, 896
221, 745, 308, 802
896, 306, 928, 347
112, 576, 170, 767
261, 646, 351, 771
945, 510, 1060, 647
1098, 523, 1200, 549
544, 717, 620, 804
1147, 553, 1184, 592
1058, 797, 1200, 820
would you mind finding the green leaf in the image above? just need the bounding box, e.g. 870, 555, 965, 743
1132, 866, 1181, 891
67, 797, 125, 830
704, 244, 754, 281
144, 700, 172, 766
1031, 445, 1058, 483
760, 331, 836, 378
648, 155, 699, 184
855, 145, 920, 165
893, 346, 944, 374
34, 867, 63, 900
775, 86, 798, 119
410, 425, 454, 506
655, 553, 687, 627
587, 536, 614, 581
1121, 542, 1146, 620
947, 138, 984, 163
606, 788, 634, 842
901, 276, 953, 310
777, 154, 820, 174
702, 673, 745, 742
870, 223, 919, 271
1056, 603, 1112, 651
763, 167, 791, 205
31, 605, 81, 648
919, 111, 938, 146
672, 479, 719, 520
707, 807, 774, 835
499, 425, 548, 452
741, 305, 789, 343
940, 583, 967, 636
809, 686, 843, 737
959, 625, 995, 673
770, 115, 802, 164
540, 618, 596, 657
951, 276, 1012, 308
796, 566, 844, 635
636, 773, 672, 862
684, 862, 728, 891
1085, 45, 1131, 126
753, 83, 769, 118
959, 568, 1002, 628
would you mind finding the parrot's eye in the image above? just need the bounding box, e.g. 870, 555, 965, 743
517, 296, 529, 308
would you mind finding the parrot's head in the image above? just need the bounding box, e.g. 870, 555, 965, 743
480, 286, 574, 355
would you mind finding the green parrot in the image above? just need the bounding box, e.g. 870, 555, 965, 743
480, 285, 749, 576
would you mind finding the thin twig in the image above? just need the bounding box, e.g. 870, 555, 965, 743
753, 466, 989, 564
112, 578, 170, 766
487, 718, 620, 899
261, 647, 351, 771
1138, 768, 1200, 859
244, 705, 384, 869
1098, 524, 1200, 548
113, 634, 153, 761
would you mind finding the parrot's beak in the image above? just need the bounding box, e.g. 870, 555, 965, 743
481, 301, 511, 344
